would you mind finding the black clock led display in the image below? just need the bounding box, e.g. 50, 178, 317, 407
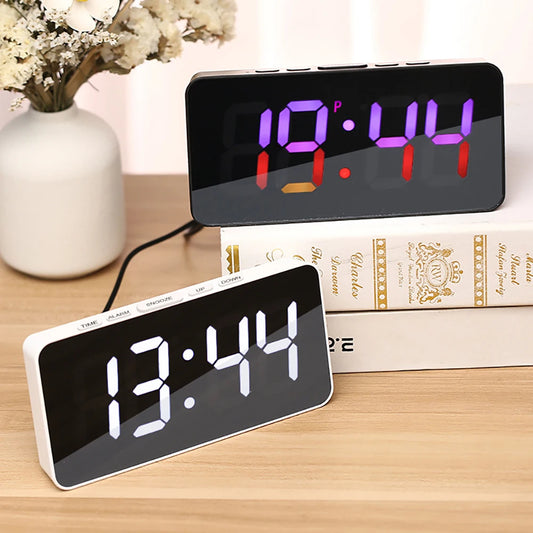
25, 263, 332, 489
186, 62, 504, 225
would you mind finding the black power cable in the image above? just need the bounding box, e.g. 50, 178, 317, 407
102, 219, 204, 313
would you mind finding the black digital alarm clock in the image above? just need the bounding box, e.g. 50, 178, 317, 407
186, 59, 504, 226
23, 261, 332, 489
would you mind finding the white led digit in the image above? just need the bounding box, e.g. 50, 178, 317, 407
130, 336, 170, 438
106, 356, 120, 440
256, 301, 298, 380
206, 317, 250, 396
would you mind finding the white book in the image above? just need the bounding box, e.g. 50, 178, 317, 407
326, 306, 533, 373
220, 86, 533, 312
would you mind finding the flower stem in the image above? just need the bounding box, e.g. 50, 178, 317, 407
24, 83, 55, 112
64, 47, 102, 105
108, 0, 135, 32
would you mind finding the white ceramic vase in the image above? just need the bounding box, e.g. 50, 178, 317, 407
0, 104, 126, 278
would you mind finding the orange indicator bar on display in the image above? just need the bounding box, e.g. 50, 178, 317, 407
282, 183, 317, 194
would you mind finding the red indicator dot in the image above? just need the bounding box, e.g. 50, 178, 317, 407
339, 167, 351, 179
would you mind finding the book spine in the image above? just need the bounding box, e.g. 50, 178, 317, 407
326, 306, 533, 373
220, 227, 533, 311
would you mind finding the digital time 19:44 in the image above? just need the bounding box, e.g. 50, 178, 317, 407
187, 64, 503, 224
225, 95, 474, 194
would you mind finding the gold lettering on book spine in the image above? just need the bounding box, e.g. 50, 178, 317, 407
225, 245, 240, 274
408, 242, 462, 304
473, 235, 487, 306
372, 239, 388, 310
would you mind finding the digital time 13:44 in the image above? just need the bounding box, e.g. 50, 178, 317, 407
226, 96, 474, 194
104, 301, 298, 440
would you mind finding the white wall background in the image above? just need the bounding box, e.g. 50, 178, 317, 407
1, 0, 532, 175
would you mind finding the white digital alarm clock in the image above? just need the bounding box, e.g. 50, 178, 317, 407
24, 260, 333, 489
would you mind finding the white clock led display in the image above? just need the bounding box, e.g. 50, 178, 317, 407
24, 261, 332, 489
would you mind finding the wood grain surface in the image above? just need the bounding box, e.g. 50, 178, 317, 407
1, 175, 532, 532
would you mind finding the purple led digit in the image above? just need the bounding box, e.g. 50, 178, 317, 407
287, 141, 318, 152
405, 102, 418, 139
288, 100, 324, 112
369, 101, 418, 148
278, 107, 291, 147
424, 97, 474, 178
276, 100, 329, 193
369, 102, 382, 141
425, 99, 438, 138
432, 133, 463, 145
256, 108, 273, 189
461, 98, 474, 136
258, 109, 272, 148
278, 100, 328, 153
369, 100, 418, 182
376, 137, 407, 148
425, 98, 474, 144
314, 106, 328, 145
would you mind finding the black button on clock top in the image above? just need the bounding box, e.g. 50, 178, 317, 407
317, 63, 368, 69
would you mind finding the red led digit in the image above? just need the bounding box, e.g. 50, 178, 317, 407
256, 109, 273, 189
312, 149, 325, 187
402, 144, 414, 182
256, 150, 269, 189
457, 142, 470, 178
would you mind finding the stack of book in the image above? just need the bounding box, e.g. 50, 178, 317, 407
219, 86, 533, 373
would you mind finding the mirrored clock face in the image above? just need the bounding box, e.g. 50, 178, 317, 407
38, 265, 331, 488
186, 62, 504, 225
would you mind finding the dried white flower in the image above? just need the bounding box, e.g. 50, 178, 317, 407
0, 4, 19, 33
0, 0, 236, 111
155, 17, 183, 62
0, 6, 41, 91
172, 0, 236, 41
116, 7, 161, 70
41, 0, 120, 32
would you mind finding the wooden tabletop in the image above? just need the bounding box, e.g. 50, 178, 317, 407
1, 175, 532, 532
